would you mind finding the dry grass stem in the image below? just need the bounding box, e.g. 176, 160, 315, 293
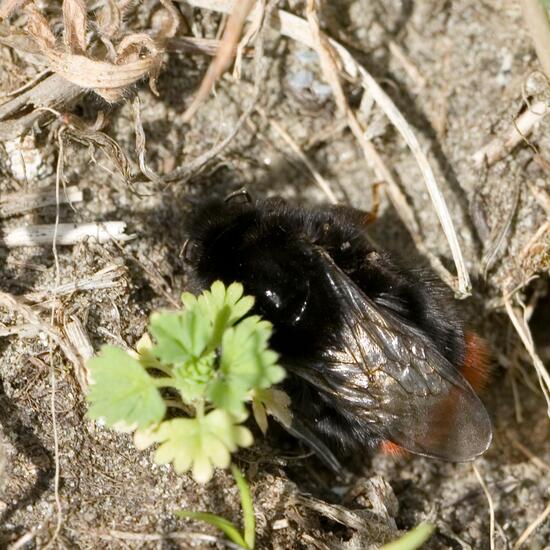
186, 0, 472, 296
2, 222, 133, 247
63, 317, 93, 388
24, 264, 126, 303
233, 0, 264, 79
133, 95, 163, 184
508, 436, 550, 473
388, 40, 426, 89
258, 107, 337, 204
181, 0, 256, 122
0, 291, 87, 391
472, 464, 496, 550
472, 100, 548, 167
166, 36, 253, 57
503, 294, 550, 416
520, 0, 550, 78
0, 74, 82, 141
163, 0, 276, 183
481, 180, 521, 278
0, 186, 83, 218
512, 501, 550, 550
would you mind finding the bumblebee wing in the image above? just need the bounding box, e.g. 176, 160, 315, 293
295, 253, 492, 461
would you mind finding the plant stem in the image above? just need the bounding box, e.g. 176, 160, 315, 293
196, 398, 205, 419
231, 464, 255, 550
380, 523, 435, 550
144, 363, 172, 376
521, 0, 550, 78
154, 377, 178, 388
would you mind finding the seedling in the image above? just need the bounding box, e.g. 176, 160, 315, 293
380, 523, 435, 550
177, 464, 256, 549
86, 281, 287, 483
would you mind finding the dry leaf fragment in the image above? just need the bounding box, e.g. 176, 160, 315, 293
63, 0, 87, 54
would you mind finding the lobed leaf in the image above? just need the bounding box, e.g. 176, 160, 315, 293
220, 316, 285, 389
149, 309, 211, 365
150, 410, 253, 483
87, 346, 166, 429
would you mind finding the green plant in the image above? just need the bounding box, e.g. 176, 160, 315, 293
177, 464, 256, 549
380, 523, 435, 550
86, 281, 288, 483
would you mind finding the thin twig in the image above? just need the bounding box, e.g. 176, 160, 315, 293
257, 107, 337, 203
0, 186, 83, 218
2, 222, 133, 247
181, 0, 256, 122
513, 501, 550, 550
472, 464, 495, 550
481, 179, 521, 278
43, 128, 64, 550
503, 294, 550, 416
507, 436, 550, 473
472, 101, 548, 167
162, 0, 277, 183
24, 264, 126, 304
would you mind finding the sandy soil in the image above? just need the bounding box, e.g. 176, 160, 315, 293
1, 0, 549, 548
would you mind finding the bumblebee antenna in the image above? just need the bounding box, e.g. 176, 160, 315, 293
224, 187, 252, 204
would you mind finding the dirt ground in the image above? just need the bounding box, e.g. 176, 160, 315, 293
1, 0, 550, 548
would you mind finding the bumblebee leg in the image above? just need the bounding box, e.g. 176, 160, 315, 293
362, 181, 383, 225
286, 418, 343, 473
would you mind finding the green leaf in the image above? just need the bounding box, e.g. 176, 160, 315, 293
150, 309, 211, 365
86, 346, 166, 429
221, 317, 284, 389
192, 281, 256, 348
231, 465, 255, 550
176, 511, 249, 549
380, 523, 435, 550
198, 281, 255, 326
172, 354, 216, 403
150, 410, 253, 483
207, 378, 248, 418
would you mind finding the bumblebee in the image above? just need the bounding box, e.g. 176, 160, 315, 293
182, 193, 492, 469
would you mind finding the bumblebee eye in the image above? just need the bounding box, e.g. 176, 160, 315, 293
260, 281, 310, 326
264, 289, 283, 310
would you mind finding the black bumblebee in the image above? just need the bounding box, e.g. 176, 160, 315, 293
183, 192, 492, 470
